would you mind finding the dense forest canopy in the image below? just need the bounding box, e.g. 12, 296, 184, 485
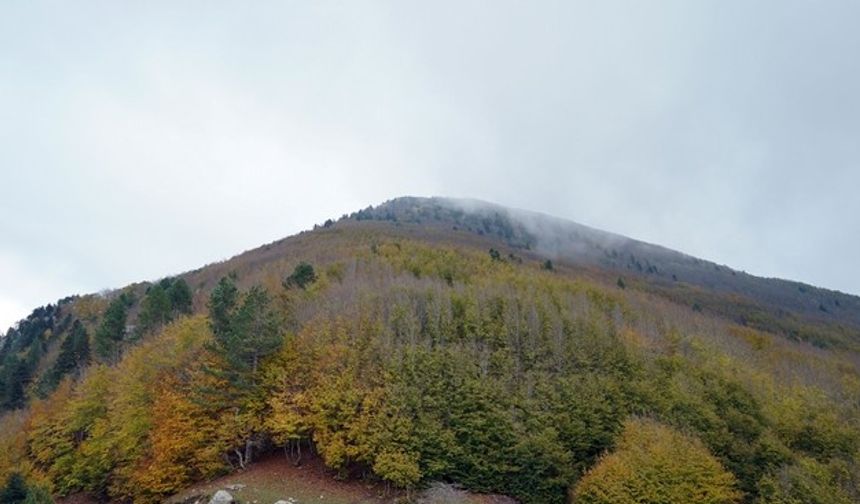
1, 198, 859, 503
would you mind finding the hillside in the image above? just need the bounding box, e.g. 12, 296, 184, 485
1, 196, 860, 504
352, 198, 860, 343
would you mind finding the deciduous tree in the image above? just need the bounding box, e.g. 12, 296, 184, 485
572, 418, 741, 504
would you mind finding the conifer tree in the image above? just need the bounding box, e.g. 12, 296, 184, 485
137, 278, 193, 337
0, 355, 28, 410
206, 280, 281, 393
0, 472, 27, 504
138, 284, 171, 334
284, 263, 316, 289
46, 320, 89, 388
167, 278, 193, 314
203, 278, 282, 468
94, 294, 130, 363
208, 277, 238, 339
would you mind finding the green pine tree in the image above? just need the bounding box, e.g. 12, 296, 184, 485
208, 276, 239, 339
0, 472, 28, 504
138, 284, 171, 334
284, 263, 316, 289
94, 294, 130, 363
1, 356, 29, 410
167, 278, 193, 314
46, 320, 89, 388
206, 282, 282, 392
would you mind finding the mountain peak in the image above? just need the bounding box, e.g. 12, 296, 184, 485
339, 196, 860, 334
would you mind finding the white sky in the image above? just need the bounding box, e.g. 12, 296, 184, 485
2, 1, 859, 331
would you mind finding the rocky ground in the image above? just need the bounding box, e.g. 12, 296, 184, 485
168, 453, 517, 504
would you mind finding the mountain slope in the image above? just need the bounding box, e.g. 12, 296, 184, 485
1, 196, 859, 504
193, 195, 859, 348
352, 197, 860, 332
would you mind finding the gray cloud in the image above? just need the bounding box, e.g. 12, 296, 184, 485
1, 0, 859, 329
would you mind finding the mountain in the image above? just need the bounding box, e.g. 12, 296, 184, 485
1, 196, 859, 504
353, 197, 860, 340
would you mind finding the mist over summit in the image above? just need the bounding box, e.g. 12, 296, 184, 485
355, 197, 860, 334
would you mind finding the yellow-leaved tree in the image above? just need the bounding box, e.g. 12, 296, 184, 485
572, 418, 741, 504
129, 376, 225, 503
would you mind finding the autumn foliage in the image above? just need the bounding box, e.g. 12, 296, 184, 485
0, 222, 859, 503
572, 418, 741, 503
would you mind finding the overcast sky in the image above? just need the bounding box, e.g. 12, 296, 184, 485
1, 1, 859, 331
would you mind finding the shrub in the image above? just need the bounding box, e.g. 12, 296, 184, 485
284, 263, 316, 289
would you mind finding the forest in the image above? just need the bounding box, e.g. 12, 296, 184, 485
1, 207, 859, 504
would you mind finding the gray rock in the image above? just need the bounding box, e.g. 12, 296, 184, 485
208, 490, 234, 504
226, 484, 246, 491
416, 482, 519, 504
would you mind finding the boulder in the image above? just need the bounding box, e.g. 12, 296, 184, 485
416, 482, 519, 504
208, 490, 234, 504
